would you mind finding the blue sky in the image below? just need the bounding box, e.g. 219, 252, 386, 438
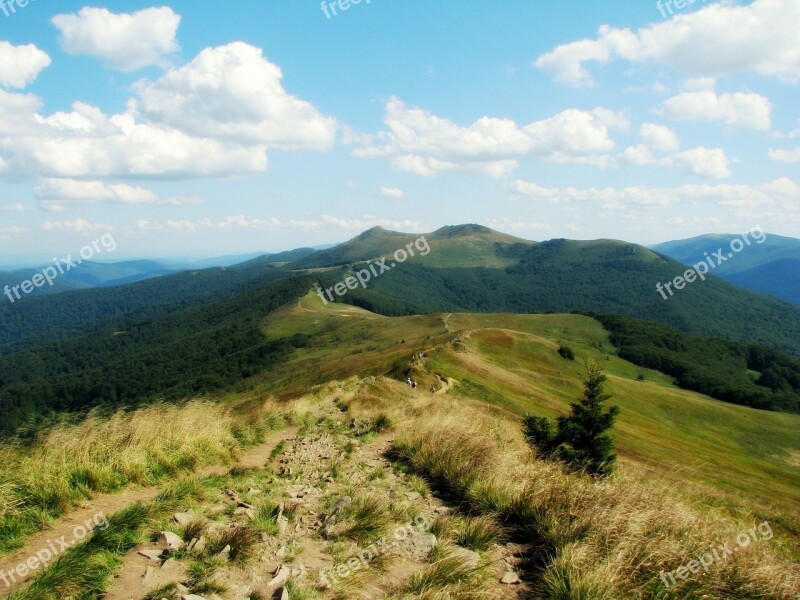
0, 0, 798, 258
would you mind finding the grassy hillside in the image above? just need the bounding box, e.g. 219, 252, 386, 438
1, 294, 798, 598
256, 292, 800, 516
326, 237, 800, 355
293, 224, 533, 269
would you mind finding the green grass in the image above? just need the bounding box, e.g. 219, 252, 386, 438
259, 295, 800, 516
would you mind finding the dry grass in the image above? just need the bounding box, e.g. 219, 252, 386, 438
0, 398, 286, 552
389, 393, 800, 599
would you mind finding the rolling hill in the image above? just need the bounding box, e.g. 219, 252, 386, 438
305, 226, 800, 355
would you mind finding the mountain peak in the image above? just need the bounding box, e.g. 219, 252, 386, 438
432, 224, 495, 238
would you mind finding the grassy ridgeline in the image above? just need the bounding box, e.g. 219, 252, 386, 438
0, 399, 287, 554
383, 388, 800, 599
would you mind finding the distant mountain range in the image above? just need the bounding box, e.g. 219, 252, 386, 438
3, 223, 800, 434
652, 233, 800, 305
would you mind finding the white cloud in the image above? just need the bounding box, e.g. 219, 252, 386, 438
486, 218, 553, 233
52, 7, 180, 72
0, 44, 335, 180
33, 179, 204, 211
639, 123, 679, 151
0, 226, 27, 240
165, 220, 197, 233
36, 179, 157, 203
130, 214, 426, 235
665, 147, 732, 179
769, 146, 800, 163
535, 0, 800, 86
41, 218, 113, 232
622, 144, 656, 165
135, 42, 336, 150
352, 97, 618, 177
380, 186, 404, 199
1, 203, 27, 212
0, 42, 51, 89
511, 177, 799, 216
659, 91, 772, 131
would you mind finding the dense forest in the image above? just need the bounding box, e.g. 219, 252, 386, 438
0, 263, 291, 355
0, 275, 315, 435
590, 314, 800, 413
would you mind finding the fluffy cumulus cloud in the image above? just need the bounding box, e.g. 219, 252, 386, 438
352, 98, 619, 177
0, 43, 335, 180
639, 123, 679, 151
52, 7, 181, 72
380, 186, 404, 199
769, 147, 800, 163
32, 178, 195, 211
665, 147, 732, 179
535, 0, 800, 86
135, 42, 336, 150
0, 42, 51, 89
659, 91, 772, 131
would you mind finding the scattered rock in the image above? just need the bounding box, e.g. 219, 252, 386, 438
233, 507, 255, 520
157, 531, 184, 552
451, 546, 481, 569
181, 595, 207, 600
406, 531, 437, 559
216, 545, 231, 560
137, 548, 164, 561
172, 510, 195, 526
275, 587, 290, 600
192, 536, 207, 554
501, 571, 521, 585
277, 515, 289, 534
330, 496, 352, 515
268, 565, 291, 587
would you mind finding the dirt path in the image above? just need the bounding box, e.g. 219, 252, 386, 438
100, 392, 528, 599
0, 427, 297, 597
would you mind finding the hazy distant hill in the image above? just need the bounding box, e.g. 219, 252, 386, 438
652, 233, 800, 304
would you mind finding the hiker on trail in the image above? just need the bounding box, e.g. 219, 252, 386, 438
412, 379, 418, 389
406, 377, 412, 386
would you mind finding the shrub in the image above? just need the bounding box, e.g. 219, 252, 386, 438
558, 345, 575, 360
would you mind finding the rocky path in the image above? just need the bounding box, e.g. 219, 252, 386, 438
0, 428, 298, 598
98, 388, 530, 599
